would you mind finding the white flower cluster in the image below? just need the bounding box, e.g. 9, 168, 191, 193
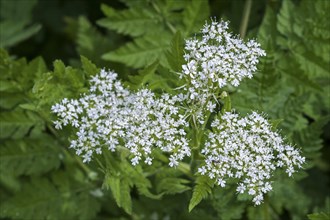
198, 112, 305, 205
51, 19, 305, 206
180, 20, 266, 123
52, 69, 190, 166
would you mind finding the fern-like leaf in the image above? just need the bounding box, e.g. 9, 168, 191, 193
188, 175, 214, 212
308, 212, 330, 220
0, 178, 62, 220
127, 61, 159, 90
103, 173, 132, 214
293, 117, 329, 159
157, 177, 191, 195
0, 0, 41, 48
182, 0, 210, 36
65, 17, 113, 67
165, 31, 185, 72
0, 136, 61, 177
102, 34, 171, 68
98, 4, 160, 37
0, 109, 39, 139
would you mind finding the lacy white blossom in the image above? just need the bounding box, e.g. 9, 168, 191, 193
52, 69, 190, 166
48, 18, 308, 208
198, 112, 305, 205
180, 20, 266, 124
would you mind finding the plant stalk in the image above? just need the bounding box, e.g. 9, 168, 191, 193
240, 0, 253, 38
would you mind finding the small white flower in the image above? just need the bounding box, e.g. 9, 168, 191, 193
54, 121, 62, 129
169, 155, 179, 167
252, 194, 263, 206
248, 188, 256, 196
144, 157, 152, 165
237, 183, 246, 194
216, 178, 226, 187
131, 156, 140, 166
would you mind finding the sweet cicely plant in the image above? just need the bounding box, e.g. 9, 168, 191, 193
52, 20, 305, 209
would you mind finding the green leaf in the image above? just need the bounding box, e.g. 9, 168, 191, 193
65, 16, 113, 67
0, 136, 61, 177
127, 61, 182, 93
80, 56, 99, 77
0, 50, 46, 98
258, 6, 277, 46
270, 119, 284, 130
102, 34, 171, 68
270, 178, 311, 218
122, 162, 162, 200
0, 178, 62, 220
120, 178, 133, 214
0, 0, 41, 48
98, 4, 159, 37
103, 174, 132, 214
51, 170, 101, 220
182, 0, 210, 36
32, 59, 86, 109
308, 212, 330, 220
105, 175, 121, 204
0, 22, 41, 48
293, 116, 329, 159
293, 50, 329, 80
127, 61, 159, 89
211, 187, 245, 220
19, 103, 37, 111
0, 80, 20, 92
0, 171, 20, 192
157, 177, 191, 195
0, 109, 39, 139
98, 0, 212, 71
75, 191, 102, 220
277, 0, 292, 31
24, 56, 48, 79
0, 171, 101, 220
188, 175, 214, 212
165, 31, 185, 72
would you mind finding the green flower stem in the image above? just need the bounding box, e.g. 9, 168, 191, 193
190, 128, 201, 174
239, 0, 253, 38
263, 194, 270, 220
190, 97, 213, 173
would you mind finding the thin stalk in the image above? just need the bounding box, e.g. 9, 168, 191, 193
190, 97, 213, 173
239, 0, 253, 38
263, 194, 270, 220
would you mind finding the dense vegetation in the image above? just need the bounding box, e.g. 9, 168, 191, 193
0, 0, 329, 219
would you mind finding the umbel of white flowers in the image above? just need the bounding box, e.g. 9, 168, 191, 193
179, 20, 266, 124
199, 112, 305, 205
52, 20, 305, 205
52, 70, 191, 166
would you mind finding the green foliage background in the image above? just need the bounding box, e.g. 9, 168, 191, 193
0, 0, 329, 219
